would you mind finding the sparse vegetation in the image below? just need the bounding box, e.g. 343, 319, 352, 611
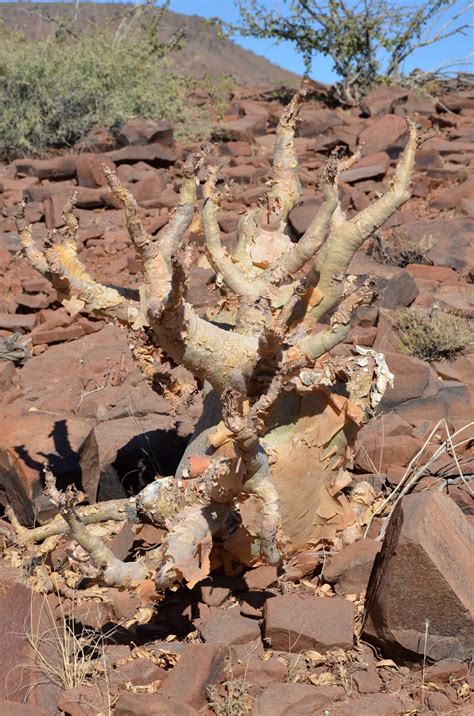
396, 308, 473, 362
232, 1, 471, 103
207, 677, 252, 716
373, 233, 434, 268
19, 592, 113, 712
0, 21, 232, 159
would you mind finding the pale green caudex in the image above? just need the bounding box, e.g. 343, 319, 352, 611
12, 85, 424, 591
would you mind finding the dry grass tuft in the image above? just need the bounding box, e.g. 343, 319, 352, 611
207, 677, 252, 716
24, 592, 114, 713
395, 308, 473, 362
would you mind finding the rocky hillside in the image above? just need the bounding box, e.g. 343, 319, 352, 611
0, 2, 299, 86
0, 82, 473, 714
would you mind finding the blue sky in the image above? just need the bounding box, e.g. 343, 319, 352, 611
4, 1, 473, 82
169, 0, 474, 82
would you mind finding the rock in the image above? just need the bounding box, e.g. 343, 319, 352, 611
15, 156, 76, 181
159, 643, 226, 711
430, 177, 474, 211
105, 143, 177, 167
230, 651, 286, 689
222, 113, 267, 141
355, 434, 425, 474
352, 663, 383, 694
74, 154, 115, 188
297, 107, 341, 137
376, 271, 419, 309
114, 692, 194, 715
264, 594, 353, 652
0, 702, 49, 716
331, 693, 406, 715
130, 173, 167, 207
395, 217, 474, 273
57, 685, 106, 716
340, 152, 390, 183
30, 323, 85, 345
117, 119, 174, 147
288, 197, 322, 236
0, 581, 59, 710
426, 692, 453, 713
79, 414, 180, 502
243, 565, 278, 590
113, 658, 166, 687
359, 115, 407, 156
200, 584, 231, 607
0, 313, 36, 332
361, 87, 408, 116
198, 608, 261, 645
252, 683, 341, 716
0, 413, 91, 525
381, 353, 436, 409
424, 658, 469, 685
364, 492, 474, 662
324, 540, 382, 595
395, 380, 473, 424
435, 283, 474, 319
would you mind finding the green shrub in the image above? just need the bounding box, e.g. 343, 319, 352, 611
396, 308, 473, 362
0, 24, 233, 159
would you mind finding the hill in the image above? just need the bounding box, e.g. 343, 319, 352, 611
0, 1, 299, 86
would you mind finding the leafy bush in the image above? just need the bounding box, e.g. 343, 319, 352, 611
0, 23, 232, 159
396, 308, 473, 362
233, 1, 470, 103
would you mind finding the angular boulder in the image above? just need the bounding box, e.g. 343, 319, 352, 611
264, 594, 353, 652
364, 492, 474, 662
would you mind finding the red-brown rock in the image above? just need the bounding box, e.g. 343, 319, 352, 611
114, 692, 194, 715
264, 594, 354, 652
364, 492, 474, 662
331, 693, 407, 715
117, 118, 174, 147
0, 581, 59, 710
252, 683, 342, 716
158, 643, 226, 711
105, 143, 177, 167
15, 156, 76, 181
324, 539, 382, 595
198, 608, 261, 645
359, 115, 407, 156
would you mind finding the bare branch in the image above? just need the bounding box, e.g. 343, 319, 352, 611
44, 470, 148, 587
310, 119, 420, 321
16, 198, 144, 327
295, 277, 377, 361
269, 79, 308, 219
202, 167, 264, 298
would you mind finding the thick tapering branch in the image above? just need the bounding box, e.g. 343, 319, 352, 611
269, 80, 308, 219
202, 167, 264, 298
16, 198, 144, 327
295, 277, 377, 361
310, 119, 420, 321
157, 146, 211, 263
102, 164, 153, 259
16, 200, 50, 275
155, 503, 228, 589
5, 499, 138, 544
45, 471, 147, 587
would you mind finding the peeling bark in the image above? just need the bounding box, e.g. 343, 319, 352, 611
13, 88, 424, 591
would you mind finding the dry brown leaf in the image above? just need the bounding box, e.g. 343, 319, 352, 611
208, 422, 234, 448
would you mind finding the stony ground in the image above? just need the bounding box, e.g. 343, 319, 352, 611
0, 82, 473, 715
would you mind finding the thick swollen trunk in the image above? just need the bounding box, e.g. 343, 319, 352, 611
178, 385, 357, 551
